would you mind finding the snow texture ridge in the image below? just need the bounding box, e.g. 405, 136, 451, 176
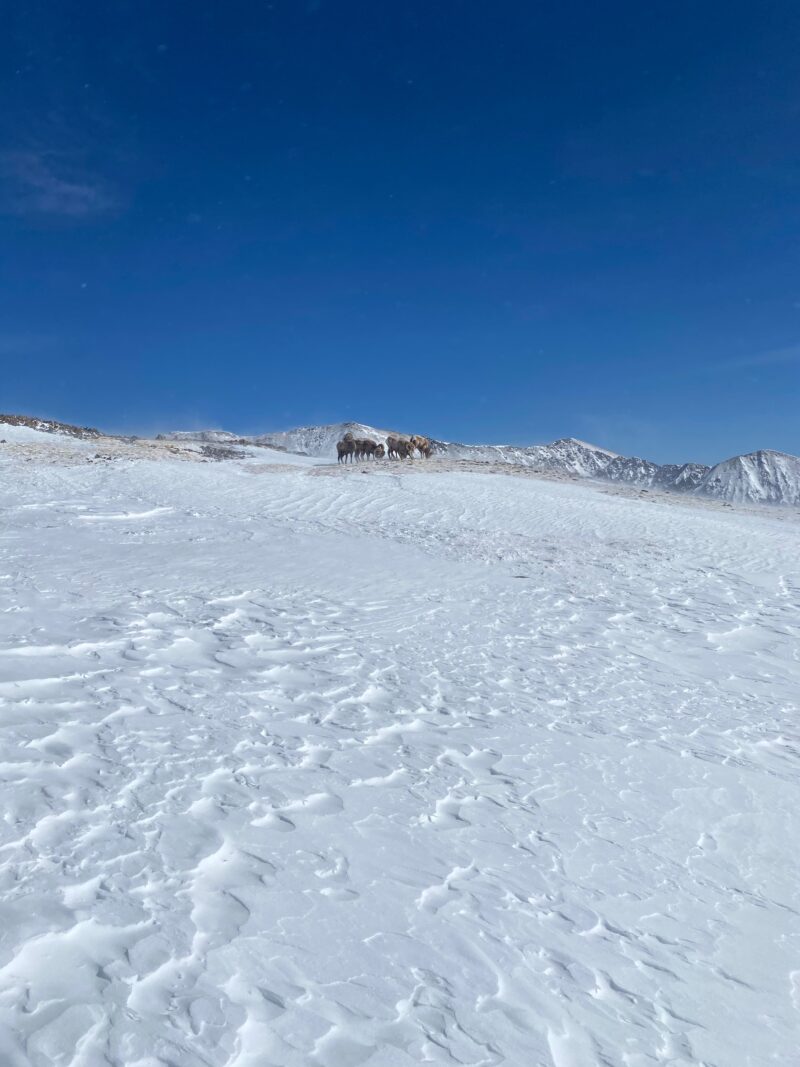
162, 420, 800, 506
0, 424, 798, 1065
7, 416, 800, 504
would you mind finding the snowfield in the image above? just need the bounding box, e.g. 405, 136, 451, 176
0, 430, 798, 1066
163, 422, 800, 506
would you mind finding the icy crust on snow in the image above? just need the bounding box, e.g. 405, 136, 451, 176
0, 440, 798, 1066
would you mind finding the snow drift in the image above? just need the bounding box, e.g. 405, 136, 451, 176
12, 415, 800, 506
0, 424, 798, 1065
162, 421, 800, 506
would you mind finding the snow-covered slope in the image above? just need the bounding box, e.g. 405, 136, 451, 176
0, 435, 798, 1065
437, 436, 619, 476
601, 455, 711, 491
0, 412, 102, 439
164, 424, 623, 475
694, 448, 800, 505
656, 460, 711, 490
160, 421, 403, 456
252, 421, 398, 455
156, 429, 241, 444
0, 420, 105, 455
130, 419, 800, 505
247, 426, 721, 498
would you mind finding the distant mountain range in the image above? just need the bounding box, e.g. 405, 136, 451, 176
2, 413, 797, 507
160, 421, 800, 507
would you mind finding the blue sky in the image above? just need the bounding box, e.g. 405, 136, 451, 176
2, 1, 799, 463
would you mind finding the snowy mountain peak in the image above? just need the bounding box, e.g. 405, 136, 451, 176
252, 421, 398, 456
694, 448, 800, 505
52, 415, 800, 507
552, 437, 620, 457
156, 429, 241, 443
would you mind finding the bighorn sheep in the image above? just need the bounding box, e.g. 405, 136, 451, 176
354, 438, 380, 460
337, 438, 355, 463
387, 435, 415, 459
339, 435, 385, 463
410, 435, 432, 458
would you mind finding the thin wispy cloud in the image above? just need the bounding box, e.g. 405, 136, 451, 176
0, 150, 117, 219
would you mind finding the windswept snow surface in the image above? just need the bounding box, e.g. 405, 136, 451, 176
0, 435, 799, 1066
163, 423, 800, 505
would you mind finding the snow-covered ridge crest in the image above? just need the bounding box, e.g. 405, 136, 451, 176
0, 412, 102, 439
8, 415, 800, 506
157, 422, 397, 455
162, 425, 621, 468
252, 421, 398, 456
159, 421, 800, 505
695, 449, 800, 505
156, 429, 241, 444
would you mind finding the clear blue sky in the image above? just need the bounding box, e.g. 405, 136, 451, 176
2, 2, 799, 463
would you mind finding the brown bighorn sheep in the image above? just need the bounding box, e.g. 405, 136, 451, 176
337, 438, 355, 463
387, 436, 415, 459
410, 435, 432, 458
354, 438, 380, 460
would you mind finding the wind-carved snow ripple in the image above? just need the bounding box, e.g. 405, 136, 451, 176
0, 462, 797, 1065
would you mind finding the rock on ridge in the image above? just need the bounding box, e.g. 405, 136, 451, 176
0, 413, 102, 439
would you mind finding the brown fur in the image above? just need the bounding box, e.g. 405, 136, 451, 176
354, 438, 380, 460
387, 435, 414, 459
337, 438, 355, 463
395, 439, 415, 459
